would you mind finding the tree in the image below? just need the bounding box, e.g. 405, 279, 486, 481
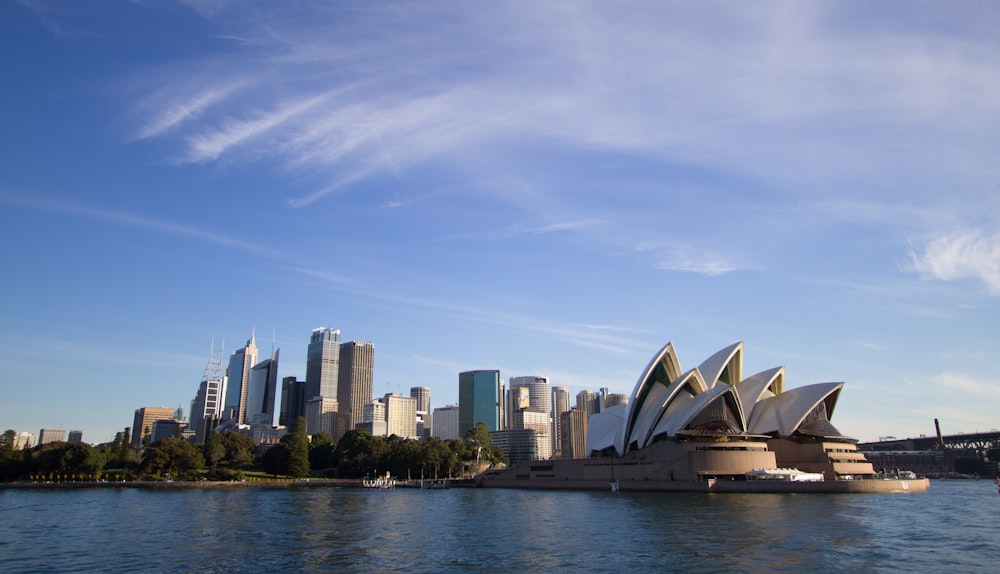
283, 416, 310, 478
220, 432, 255, 469
140, 438, 204, 480
0, 429, 15, 454
26, 442, 105, 478
203, 431, 225, 473
309, 432, 336, 473
335, 429, 388, 478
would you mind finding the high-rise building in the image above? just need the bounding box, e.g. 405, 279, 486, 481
337, 340, 374, 440
131, 407, 175, 447
490, 429, 545, 463
190, 339, 227, 443
560, 409, 589, 459
279, 377, 306, 427
363, 398, 386, 423
432, 405, 460, 440
246, 349, 279, 426
551, 386, 571, 458
384, 393, 417, 439
224, 331, 258, 425
38, 428, 66, 445
576, 389, 597, 417
14, 432, 35, 450
509, 376, 550, 414
306, 396, 338, 437
67, 430, 83, 443
605, 393, 629, 408
458, 370, 501, 437
410, 386, 431, 414
510, 410, 552, 460
306, 327, 340, 400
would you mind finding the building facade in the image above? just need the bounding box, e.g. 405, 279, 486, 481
432, 405, 460, 440
131, 407, 175, 448
337, 340, 374, 440
279, 377, 306, 427
38, 428, 66, 445
384, 393, 417, 439
246, 349, 279, 426
306, 327, 340, 401
223, 332, 258, 425
560, 409, 588, 459
459, 370, 501, 437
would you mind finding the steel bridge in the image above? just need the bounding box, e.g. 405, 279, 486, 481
860, 430, 1000, 452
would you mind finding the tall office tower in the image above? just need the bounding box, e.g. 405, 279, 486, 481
14, 432, 35, 450
305, 327, 340, 400
432, 405, 460, 440
560, 409, 589, 459
224, 331, 258, 425
306, 396, 338, 436
190, 340, 227, 443
38, 428, 66, 445
67, 430, 83, 443
576, 389, 597, 417
551, 386, 571, 458
410, 386, 431, 414
337, 340, 374, 440
363, 398, 386, 423
384, 393, 417, 438
246, 349, 279, 426
506, 385, 530, 428
605, 393, 629, 408
279, 377, 307, 427
509, 376, 551, 414
458, 370, 501, 437
130, 407, 175, 447
509, 410, 552, 459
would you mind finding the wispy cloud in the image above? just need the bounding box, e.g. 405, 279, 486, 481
638, 242, 752, 277
932, 372, 1000, 400
0, 190, 292, 262
133, 81, 249, 141
908, 230, 1000, 294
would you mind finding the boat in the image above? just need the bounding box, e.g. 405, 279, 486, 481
363, 472, 396, 489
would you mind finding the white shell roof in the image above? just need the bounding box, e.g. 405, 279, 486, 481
589, 342, 851, 456
747, 382, 843, 437
587, 404, 627, 454
697, 341, 743, 388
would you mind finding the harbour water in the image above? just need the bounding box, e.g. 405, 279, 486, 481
1, 481, 997, 573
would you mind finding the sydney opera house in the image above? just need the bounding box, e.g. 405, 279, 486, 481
482, 341, 929, 493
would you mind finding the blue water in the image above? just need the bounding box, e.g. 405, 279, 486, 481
1, 481, 997, 573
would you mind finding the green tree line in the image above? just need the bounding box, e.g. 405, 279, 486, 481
1, 421, 506, 482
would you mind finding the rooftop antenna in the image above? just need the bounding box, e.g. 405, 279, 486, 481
271, 328, 276, 355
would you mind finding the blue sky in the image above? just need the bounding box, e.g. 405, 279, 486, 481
2, 1, 998, 445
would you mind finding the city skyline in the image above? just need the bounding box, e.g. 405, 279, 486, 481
2, 2, 999, 444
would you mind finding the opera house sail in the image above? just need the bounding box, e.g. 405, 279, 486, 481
482, 341, 929, 493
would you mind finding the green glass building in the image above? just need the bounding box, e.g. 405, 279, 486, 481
458, 370, 501, 437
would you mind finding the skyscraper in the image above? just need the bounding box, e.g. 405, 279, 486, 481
551, 386, 571, 458
576, 389, 597, 417
38, 428, 66, 445
306, 327, 340, 400
560, 409, 589, 459
246, 349, 279, 426
458, 370, 501, 437
432, 405, 460, 440
190, 339, 227, 443
337, 340, 374, 440
410, 386, 431, 413
279, 376, 306, 427
131, 407, 175, 448
384, 393, 417, 438
224, 331, 258, 425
